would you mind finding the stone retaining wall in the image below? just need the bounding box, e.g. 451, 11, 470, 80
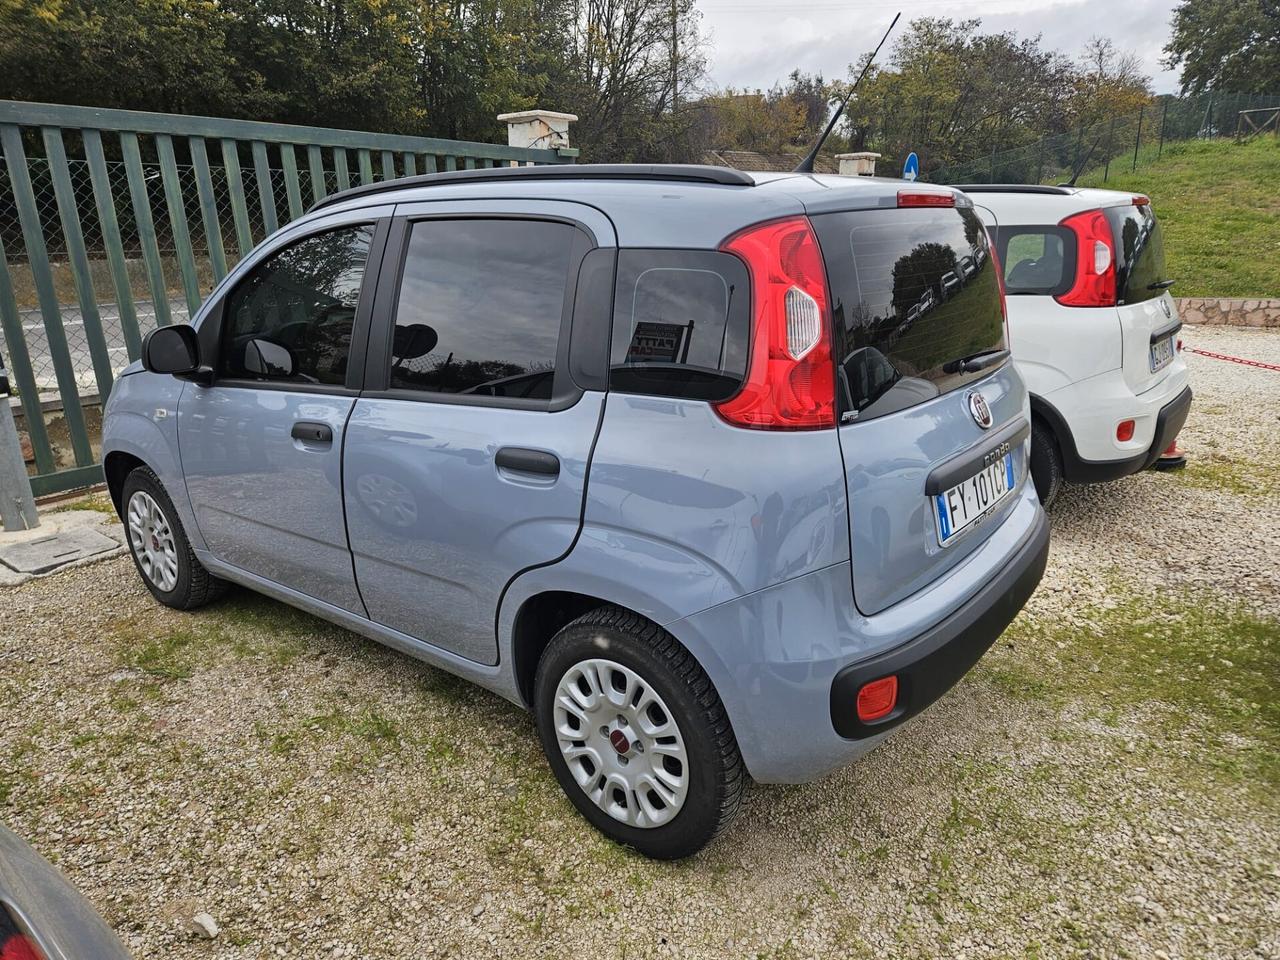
1177, 297, 1280, 327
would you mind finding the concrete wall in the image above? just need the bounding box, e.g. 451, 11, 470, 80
1178, 298, 1280, 328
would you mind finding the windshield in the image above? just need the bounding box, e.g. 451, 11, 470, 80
812, 205, 1007, 421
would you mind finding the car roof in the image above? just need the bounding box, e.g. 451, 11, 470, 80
297, 164, 957, 248
954, 183, 1147, 226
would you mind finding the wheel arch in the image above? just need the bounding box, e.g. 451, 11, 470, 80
103, 450, 146, 516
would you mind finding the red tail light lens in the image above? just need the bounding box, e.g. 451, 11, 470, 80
856, 676, 899, 722
1116, 419, 1136, 442
715, 217, 836, 430
1056, 209, 1116, 307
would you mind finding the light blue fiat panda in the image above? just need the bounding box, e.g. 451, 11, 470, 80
102, 164, 1049, 858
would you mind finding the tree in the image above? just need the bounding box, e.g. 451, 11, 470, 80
1164, 0, 1280, 94
1073, 37, 1152, 126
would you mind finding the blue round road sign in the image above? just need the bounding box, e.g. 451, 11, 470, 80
903, 152, 919, 182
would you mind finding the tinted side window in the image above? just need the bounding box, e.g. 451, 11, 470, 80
1105, 204, 1167, 305
996, 226, 1074, 296
610, 250, 750, 401
389, 219, 574, 399
220, 225, 372, 386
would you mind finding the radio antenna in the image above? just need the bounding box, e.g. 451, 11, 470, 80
794, 11, 901, 174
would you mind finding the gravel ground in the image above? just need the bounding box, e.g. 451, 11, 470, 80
1, 325, 1277, 960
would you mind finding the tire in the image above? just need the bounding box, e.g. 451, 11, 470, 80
1029, 420, 1064, 507
121, 466, 229, 610
533, 606, 744, 859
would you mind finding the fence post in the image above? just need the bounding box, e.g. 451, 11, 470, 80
1158, 98, 1169, 159
1103, 118, 1116, 182
1133, 104, 1144, 173
1035, 136, 1045, 184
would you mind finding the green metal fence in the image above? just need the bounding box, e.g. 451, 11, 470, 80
0, 100, 575, 496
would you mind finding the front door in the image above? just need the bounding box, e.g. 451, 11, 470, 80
344, 202, 613, 665
179, 213, 388, 613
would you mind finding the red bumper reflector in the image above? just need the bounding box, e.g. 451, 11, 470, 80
1116, 419, 1136, 442
856, 675, 898, 722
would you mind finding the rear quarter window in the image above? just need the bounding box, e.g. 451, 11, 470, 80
610, 249, 751, 401
994, 226, 1074, 297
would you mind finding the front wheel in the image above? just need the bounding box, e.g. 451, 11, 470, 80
534, 607, 744, 860
122, 466, 228, 610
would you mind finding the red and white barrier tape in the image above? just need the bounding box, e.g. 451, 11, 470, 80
1187, 348, 1280, 372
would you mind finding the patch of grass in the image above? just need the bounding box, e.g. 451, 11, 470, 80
49, 492, 117, 516
1075, 138, 1280, 298
992, 589, 1279, 791
1175, 455, 1279, 498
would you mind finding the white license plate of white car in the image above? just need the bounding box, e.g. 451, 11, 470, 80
1149, 335, 1176, 373
934, 454, 1015, 545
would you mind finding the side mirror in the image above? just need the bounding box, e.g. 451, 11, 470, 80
141, 325, 200, 376
243, 338, 295, 379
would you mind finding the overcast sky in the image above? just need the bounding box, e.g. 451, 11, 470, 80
696, 0, 1183, 94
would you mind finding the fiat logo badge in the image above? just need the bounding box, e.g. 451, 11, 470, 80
968, 391, 993, 429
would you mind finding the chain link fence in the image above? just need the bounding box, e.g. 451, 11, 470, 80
926, 91, 1280, 187
0, 150, 352, 394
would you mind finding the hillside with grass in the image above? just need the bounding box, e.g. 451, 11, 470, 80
1075, 138, 1280, 298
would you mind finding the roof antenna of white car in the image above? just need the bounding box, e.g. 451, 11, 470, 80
794, 11, 901, 175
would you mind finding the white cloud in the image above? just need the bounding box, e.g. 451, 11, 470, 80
696, 0, 1182, 94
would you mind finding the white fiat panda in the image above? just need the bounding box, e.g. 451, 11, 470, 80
959, 185, 1192, 504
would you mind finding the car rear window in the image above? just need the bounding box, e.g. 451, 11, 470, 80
992, 226, 1074, 297
811, 206, 1007, 421
610, 249, 751, 401
1104, 203, 1168, 305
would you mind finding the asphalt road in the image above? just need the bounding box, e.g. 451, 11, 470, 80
1, 298, 189, 395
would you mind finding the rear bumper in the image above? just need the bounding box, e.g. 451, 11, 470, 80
1038, 380, 1193, 484
667, 483, 1049, 784
829, 505, 1049, 738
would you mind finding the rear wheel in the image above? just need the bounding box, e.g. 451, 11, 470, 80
534, 606, 744, 859
1029, 420, 1063, 506
122, 466, 228, 610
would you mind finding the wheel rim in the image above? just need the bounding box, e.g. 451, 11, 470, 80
126, 490, 179, 592
553, 658, 689, 829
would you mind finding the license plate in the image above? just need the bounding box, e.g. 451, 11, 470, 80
1149, 335, 1176, 373
934, 454, 1015, 545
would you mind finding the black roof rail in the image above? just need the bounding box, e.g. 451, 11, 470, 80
309, 163, 756, 212
951, 184, 1076, 195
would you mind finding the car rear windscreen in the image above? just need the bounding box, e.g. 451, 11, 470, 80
811, 205, 1006, 422
1104, 203, 1168, 305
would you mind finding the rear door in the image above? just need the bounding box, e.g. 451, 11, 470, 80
1104, 201, 1181, 393
812, 200, 1028, 615
343, 200, 614, 666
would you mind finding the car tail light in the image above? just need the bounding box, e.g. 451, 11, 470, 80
1056, 209, 1116, 307
897, 190, 955, 208
715, 217, 836, 430
1132, 194, 1150, 206
856, 676, 898, 722
1116, 419, 1136, 442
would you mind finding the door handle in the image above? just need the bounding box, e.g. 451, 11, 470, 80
291, 421, 333, 444
495, 447, 560, 477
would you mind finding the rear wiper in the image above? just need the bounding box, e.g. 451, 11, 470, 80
1147, 279, 1176, 291
945, 349, 1010, 374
